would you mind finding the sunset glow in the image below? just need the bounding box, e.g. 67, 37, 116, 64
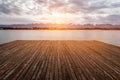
0, 0, 120, 24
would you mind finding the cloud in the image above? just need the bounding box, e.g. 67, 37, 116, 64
111, 2, 120, 8
106, 14, 120, 21
0, 0, 118, 15
0, 0, 120, 24
96, 14, 120, 24
0, 16, 35, 24
0, 0, 22, 15
0, 3, 11, 14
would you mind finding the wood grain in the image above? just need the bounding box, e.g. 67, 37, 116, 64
0, 40, 120, 80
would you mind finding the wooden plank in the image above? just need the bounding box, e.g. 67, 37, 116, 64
0, 40, 120, 80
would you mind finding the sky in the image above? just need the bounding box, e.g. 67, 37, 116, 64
0, 0, 120, 24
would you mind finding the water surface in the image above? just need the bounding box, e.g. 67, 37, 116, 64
0, 30, 120, 46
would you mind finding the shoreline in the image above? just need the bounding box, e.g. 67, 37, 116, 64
1, 28, 120, 30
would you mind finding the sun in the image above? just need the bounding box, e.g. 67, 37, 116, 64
49, 12, 66, 24
34, 12, 71, 24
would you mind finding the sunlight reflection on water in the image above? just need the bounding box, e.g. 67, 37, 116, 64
0, 30, 120, 46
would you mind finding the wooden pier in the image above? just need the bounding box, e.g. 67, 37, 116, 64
0, 40, 120, 80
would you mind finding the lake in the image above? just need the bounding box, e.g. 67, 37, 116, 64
0, 30, 120, 46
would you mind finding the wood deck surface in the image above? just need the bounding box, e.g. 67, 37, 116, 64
0, 40, 120, 80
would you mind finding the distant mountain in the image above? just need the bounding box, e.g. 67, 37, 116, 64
0, 23, 120, 30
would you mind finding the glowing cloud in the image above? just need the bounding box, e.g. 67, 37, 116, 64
0, 0, 120, 24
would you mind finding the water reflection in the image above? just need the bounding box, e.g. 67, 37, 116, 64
0, 30, 120, 46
